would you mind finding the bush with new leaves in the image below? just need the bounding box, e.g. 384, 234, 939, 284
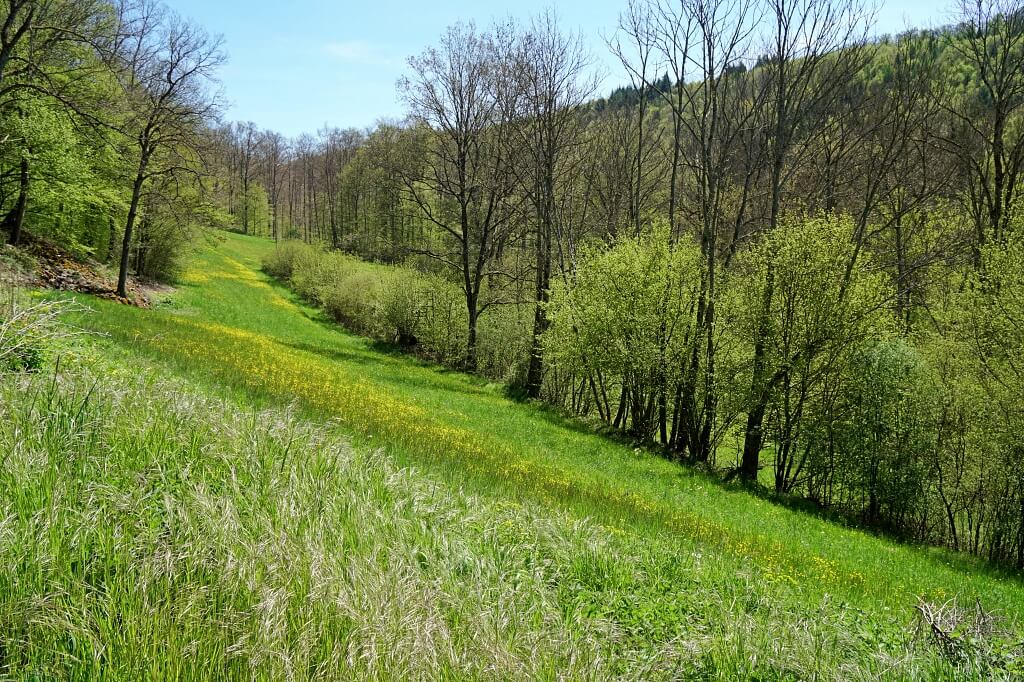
545, 226, 705, 436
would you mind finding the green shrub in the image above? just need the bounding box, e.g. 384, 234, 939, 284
416, 275, 467, 365
135, 221, 194, 282
262, 240, 320, 281
379, 269, 427, 346
2, 329, 45, 372
0, 291, 76, 373
321, 269, 385, 334
269, 242, 531, 379
287, 247, 331, 302
477, 304, 532, 383
824, 339, 932, 528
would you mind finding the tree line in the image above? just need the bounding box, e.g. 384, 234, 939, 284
237, 0, 1024, 568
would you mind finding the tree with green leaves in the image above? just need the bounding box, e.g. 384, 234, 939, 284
110, 0, 222, 298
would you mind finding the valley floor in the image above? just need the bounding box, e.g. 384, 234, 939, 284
1, 232, 1021, 679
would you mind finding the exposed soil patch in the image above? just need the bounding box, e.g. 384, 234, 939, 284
1, 235, 157, 307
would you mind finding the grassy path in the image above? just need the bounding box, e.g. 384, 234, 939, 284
61, 232, 1024, 674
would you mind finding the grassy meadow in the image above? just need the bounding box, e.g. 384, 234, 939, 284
1, 231, 1022, 679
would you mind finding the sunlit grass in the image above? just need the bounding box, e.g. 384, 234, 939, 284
0, 353, 623, 679
9, 229, 1016, 679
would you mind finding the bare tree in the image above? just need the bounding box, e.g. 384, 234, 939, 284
235, 121, 258, 234
514, 11, 595, 398
293, 133, 317, 242
0, 1, 36, 90
317, 126, 362, 248
610, 0, 664, 237
260, 129, 287, 239
941, 0, 1024, 256
649, 0, 696, 237
397, 22, 523, 370
655, 0, 759, 458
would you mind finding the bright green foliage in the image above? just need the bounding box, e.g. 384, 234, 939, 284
726, 215, 895, 490
15, 232, 1019, 680
0, 92, 125, 256
829, 340, 934, 527
0, 1, 219, 287
263, 240, 504, 370
548, 229, 702, 396
971, 236, 1024, 412
545, 227, 705, 434
729, 214, 894, 382
476, 304, 533, 384
950, 235, 1024, 564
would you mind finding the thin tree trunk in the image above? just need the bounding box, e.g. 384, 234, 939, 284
5, 155, 28, 246
118, 164, 147, 299
466, 296, 479, 372
106, 215, 117, 263
525, 204, 551, 398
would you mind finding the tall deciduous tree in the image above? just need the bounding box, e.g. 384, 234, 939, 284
112, 0, 222, 298
260, 129, 286, 239
515, 11, 594, 399
398, 22, 522, 370
739, 0, 872, 482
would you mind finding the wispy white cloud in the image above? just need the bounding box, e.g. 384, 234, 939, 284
323, 40, 400, 66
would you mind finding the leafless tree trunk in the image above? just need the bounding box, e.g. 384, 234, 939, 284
611, 0, 662, 238
397, 22, 524, 371
236, 121, 258, 234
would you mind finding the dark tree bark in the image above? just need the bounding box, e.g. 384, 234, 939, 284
118, 163, 146, 298
517, 11, 593, 398
112, 0, 223, 300
4, 155, 28, 246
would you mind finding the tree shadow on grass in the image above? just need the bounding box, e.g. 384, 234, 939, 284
497, 390, 1024, 585
279, 338, 497, 401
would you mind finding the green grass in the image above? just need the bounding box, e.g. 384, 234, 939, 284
2, 231, 1021, 679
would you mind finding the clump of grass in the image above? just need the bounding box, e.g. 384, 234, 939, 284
0, 283, 82, 371
0, 354, 620, 679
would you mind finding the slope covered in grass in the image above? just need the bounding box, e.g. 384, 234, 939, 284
0, 349, 624, 679
3, 231, 1019, 678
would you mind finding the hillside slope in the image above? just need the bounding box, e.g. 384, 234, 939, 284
4, 232, 1021, 679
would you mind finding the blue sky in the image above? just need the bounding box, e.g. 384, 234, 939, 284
166, 0, 947, 138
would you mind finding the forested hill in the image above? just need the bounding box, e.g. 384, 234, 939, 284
594, 24, 972, 113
